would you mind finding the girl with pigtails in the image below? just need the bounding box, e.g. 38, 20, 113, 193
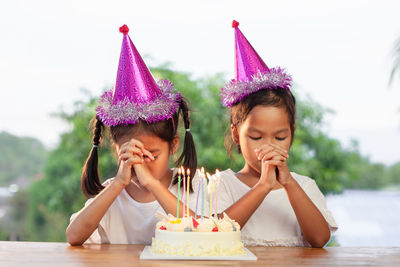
66, 25, 204, 245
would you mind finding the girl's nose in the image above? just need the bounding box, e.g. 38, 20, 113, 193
265, 137, 274, 145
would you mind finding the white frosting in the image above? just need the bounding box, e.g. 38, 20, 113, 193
151, 230, 245, 256
167, 221, 185, 232
197, 219, 215, 232
152, 215, 245, 256
218, 219, 234, 232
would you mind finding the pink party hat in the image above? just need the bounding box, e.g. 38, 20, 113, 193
233, 20, 269, 82
220, 20, 292, 108
96, 25, 180, 126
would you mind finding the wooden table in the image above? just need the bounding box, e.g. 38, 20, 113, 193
1, 241, 399, 266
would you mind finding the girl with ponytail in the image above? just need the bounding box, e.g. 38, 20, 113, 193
215, 21, 336, 248
66, 25, 204, 245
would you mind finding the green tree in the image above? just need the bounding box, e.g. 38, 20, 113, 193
23, 94, 118, 241
0, 132, 48, 186
0, 132, 48, 240
388, 162, 400, 185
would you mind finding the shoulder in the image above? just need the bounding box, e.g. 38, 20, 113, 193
217, 169, 247, 193
290, 172, 317, 188
191, 168, 202, 182
220, 168, 235, 176
291, 172, 327, 200
219, 169, 237, 181
102, 177, 115, 187
82, 177, 118, 206
218, 169, 242, 187
81, 177, 116, 206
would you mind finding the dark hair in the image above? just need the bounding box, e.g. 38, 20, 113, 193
81, 98, 197, 198
81, 117, 105, 198
225, 88, 296, 155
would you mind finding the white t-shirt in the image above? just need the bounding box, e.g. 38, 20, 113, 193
70, 168, 208, 244
216, 169, 338, 247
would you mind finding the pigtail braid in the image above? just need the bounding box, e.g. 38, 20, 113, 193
175, 99, 197, 192
81, 116, 105, 198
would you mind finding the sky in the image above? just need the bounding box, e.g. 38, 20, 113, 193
1, 0, 400, 165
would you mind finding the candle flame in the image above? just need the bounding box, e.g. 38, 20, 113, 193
187, 168, 190, 176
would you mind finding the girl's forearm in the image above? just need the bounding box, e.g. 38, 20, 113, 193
66, 179, 125, 245
283, 179, 331, 248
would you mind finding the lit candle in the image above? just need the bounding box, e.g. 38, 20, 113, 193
182, 166, 186, 218
211, 174, 216, 218
207, 172, 213, 218
195, 167, 203, 219
202, 168, 205, 222
214, 170, 220, 219
177, 167, 181, 218
186, 168, 190, 217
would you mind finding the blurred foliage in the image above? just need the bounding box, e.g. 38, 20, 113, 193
0, 132, 48, 186
0, 132, 48, 240
1, 64, 400, 242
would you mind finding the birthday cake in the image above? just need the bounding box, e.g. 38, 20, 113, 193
151, 213, 245, 256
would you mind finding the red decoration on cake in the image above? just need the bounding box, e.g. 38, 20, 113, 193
192, 217, 199, 228
160, 226, 167, 230
212, 227, 218, 232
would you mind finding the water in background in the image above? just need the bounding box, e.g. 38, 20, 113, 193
327, 190, 400, 247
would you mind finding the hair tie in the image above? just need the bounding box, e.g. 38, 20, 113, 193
185, 128, 190, 132
93, 144, 99, 148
